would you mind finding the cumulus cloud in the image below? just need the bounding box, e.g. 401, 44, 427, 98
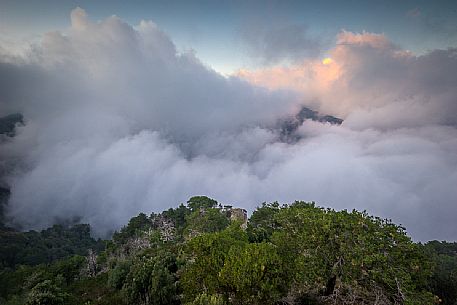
1, 9, 457, 241
0, 8, 298, 235
239, 31, 457, 129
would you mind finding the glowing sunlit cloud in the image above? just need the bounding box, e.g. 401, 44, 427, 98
236, 31, 420, 117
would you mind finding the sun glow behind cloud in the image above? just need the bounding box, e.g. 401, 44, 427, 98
322, 57, 332, 65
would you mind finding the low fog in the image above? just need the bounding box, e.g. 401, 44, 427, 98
1, 9, 456, 240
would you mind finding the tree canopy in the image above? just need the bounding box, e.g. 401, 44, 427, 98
0, 197, 455, 305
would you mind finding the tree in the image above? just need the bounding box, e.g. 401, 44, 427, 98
184, 208, 230, 237
0, 223, 103, 268
271, 201, 435, 304
162, 203, 191, 237
113, 213, 152, 244
219, 242, 288, 305
186, 196, 218, 211
424, 241, 457, 305
181, 225, 248, 302
123, 250, 179, 305
186, 292, 226, 305
108, 260, 132, 289
49, 255, 85, 285
26, 280, 69, 305
246, 202, 281, 243
0, 197, 444, 305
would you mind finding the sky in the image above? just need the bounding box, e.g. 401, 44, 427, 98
0, 1, 457, 241
1, 0, 457, 73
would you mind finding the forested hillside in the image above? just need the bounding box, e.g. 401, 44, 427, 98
0, 196, 456, 305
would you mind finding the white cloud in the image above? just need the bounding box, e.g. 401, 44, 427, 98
1, 10, 457, 241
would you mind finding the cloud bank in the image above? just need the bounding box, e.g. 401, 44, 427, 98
1, 9, 456, 241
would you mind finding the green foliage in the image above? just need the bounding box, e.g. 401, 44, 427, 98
271, 201, 435, 304
0, 186, 10, 227
424, 241, 457, 305
48, 255, 85, 285
186, 293, 226, 305
426, 240, 457, 256
113, 213, 152, 244
1, 196, 454, 305
0, 224, 104, 268
0, 265, 37, 301
69, 272, 127, 305
184, 208, 230, 237
181, 224, 248, 302
0, 255, 86, 304
186, 196, 218, 211
123, 250, 179, 305
25, 279, 69, 305
108, 260, 132, 289
219, 242, 287, 304
246, 202, 281, 242
162, 204, 191, 236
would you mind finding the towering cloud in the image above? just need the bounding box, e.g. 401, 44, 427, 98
1, 9, 456, 241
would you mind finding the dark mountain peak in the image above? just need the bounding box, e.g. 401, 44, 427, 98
296, 106, 343, 125
280, 106, 343, 142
